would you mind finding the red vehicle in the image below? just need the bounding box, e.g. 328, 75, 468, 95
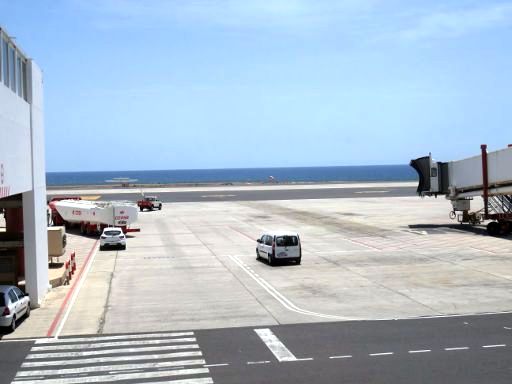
137, 196, 162, 211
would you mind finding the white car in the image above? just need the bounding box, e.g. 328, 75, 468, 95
256, 231, 302, 265
0, 285, 31, 332
100, 227, 127, 250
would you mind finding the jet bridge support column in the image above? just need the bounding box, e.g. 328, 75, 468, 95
481, 144, 489, 217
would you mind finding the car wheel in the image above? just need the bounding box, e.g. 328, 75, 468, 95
158, 205, 162, 210
139, 207, 143, 212
268, 253, 274, 266
256, 249, 260, 260
10, 317, 16, 332
25, 305, 31, 318
296, 258, 301, 265
99, 245, 104, 251
122, 245, 126, 250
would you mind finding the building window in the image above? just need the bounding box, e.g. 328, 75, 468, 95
21, 59, 27, 101
16, 55, 22, 97
2, 37, 8, 87
8, 44, 15, 92
0, 31, 29, 101
0, 36, 3, 84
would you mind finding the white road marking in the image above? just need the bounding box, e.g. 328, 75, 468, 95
444, 347, 469, 351
200, 194, 236, 198
329, 355, 352, 359
203, 363, 229, 367
504, 326, 512, 330
230, 255, 348, 320
354, 190, 389, 194
406, 229, 428, 236
369, 352, 394, 356
247, 361, 271, 365
35, 332, 194, 344
27, 344, 199, 359
408, 349, 431, 354
54, 242, 99, 339
22, 351, 203, 368
12, 367, 210, 384
254, 328, 300, 362
142, 379, 213, 384
30, 338, 197, 351
16, 359, 205, 377
482, 344, 506, 348
0, 338, 46, 343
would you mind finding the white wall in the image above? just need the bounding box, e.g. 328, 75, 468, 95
0, 84, 32, 195
23, 60, 49, 306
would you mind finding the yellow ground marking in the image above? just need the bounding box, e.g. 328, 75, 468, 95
80, 195, 101, 201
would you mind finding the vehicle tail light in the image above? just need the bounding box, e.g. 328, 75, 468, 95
2, 307, 10, 316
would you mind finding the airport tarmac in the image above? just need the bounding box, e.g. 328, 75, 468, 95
5, 184, 512, 339
3, 186, 512, 383
46, 192, 512, 336
46, 182, 417, 202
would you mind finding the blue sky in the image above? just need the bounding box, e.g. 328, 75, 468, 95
1, 0, 511, 171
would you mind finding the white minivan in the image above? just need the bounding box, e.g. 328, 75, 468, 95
256, 231, 302, 265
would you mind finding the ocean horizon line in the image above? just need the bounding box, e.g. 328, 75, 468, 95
46, 165, 417, 187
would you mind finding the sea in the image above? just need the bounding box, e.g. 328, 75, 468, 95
46, 165, 417, 186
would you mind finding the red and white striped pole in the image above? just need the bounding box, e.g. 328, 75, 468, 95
64, 260, 70, 284
66, 259, 72, 282
71, 252, 76, 274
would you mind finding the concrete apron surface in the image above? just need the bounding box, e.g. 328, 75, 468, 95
47, 195, 512, 336
1, 232, 98, 340
7, 195, 512, 338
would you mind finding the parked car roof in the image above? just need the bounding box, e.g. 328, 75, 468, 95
262, 231, 300, 237
0, 285, 18, 292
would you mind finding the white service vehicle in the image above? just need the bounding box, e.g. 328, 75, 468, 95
256, 231, 302, 265
100, 227, 127, 250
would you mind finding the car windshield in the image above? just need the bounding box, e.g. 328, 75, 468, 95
275, 236, 298, 247
104, 231, 121, 236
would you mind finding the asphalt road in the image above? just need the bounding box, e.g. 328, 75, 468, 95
48, 186, 417, 203
2, 313, 512, 384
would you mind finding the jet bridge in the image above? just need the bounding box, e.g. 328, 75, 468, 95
410, 145, 512, 236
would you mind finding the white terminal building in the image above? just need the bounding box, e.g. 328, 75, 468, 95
0, 26, 48, 307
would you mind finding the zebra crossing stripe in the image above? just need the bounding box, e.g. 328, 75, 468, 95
31, 337, 197, 351
12, 367, 210, 384
254, 328, 298, 362
22, 351, 203, 368
27, 344, 200, 359
35, 332, 194, 344
14, 331, 214, 384
16, 359, 206, 377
